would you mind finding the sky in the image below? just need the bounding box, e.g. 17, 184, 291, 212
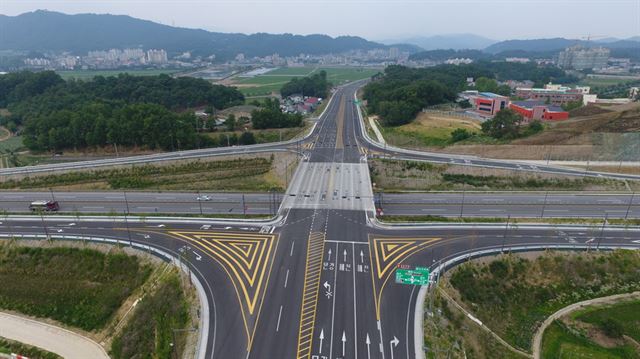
2, 0, 639, 41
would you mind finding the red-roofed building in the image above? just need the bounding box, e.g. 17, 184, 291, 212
509, 101, 569, 121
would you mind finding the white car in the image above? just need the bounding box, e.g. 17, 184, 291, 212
196, 195, 212, 201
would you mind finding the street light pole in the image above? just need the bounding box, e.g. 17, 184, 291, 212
596, 214, 608, 250
49, 188, 56, 202
197, 191, 203, 216
501, 215, 511, 253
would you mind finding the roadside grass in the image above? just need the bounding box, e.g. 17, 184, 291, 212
0, 337, 61, 359
423, 289, 527, 359
110, 270, 190, 359
0, 245, 151, 331
378, 215, 640, 226
445, 250, 640, 352
378, 112, 482, 148
574, 300, 640, 342
375, 103, 640, 161
369, 159, 636, 192
541, 321, 637, 359
56, 69, 180, 81
207, 123, 308, 144
0, 157, 285, 192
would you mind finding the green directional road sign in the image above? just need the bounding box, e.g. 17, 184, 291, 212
395, 266, 430, 286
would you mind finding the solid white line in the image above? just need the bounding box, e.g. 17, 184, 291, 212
352, 243, 358, 359
276, 305, 283, 332
325, 239, 369, 245
329, 242, 339, 359
290, 241, 295, 256
284, 269, 290, 288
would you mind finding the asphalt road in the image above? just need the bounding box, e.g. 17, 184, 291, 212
2, 191, 637, 219
2, 82, 639, 359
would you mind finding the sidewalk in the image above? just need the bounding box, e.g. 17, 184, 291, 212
0, 312, 110, 359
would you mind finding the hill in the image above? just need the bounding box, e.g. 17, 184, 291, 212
382, 34, 496, 50
0, 10, 388, 60
485, 37, 640, 54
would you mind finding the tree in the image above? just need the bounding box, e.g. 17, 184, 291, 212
225, 114, 237, 131
481, 108, 523, 139
450, 128, 472, 143
238, 131, 256, 145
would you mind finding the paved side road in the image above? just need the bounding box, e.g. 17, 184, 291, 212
532, 291, 640, 359
0, 311, 110, 359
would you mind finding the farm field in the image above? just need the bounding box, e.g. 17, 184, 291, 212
56, 69, 180, 80
234, 66, 380, 97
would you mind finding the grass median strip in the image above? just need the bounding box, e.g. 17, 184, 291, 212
378, 215, 640, 226
0, 156, 287, 192
370, 159, 639, 192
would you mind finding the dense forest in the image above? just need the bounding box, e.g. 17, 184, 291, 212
280, 70, 330, 98
362, 62, 575, 126
251, 98, 304, 129
0, 71, 245, 151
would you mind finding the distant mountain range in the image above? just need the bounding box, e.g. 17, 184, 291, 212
381, 34, 496, 50
0, 10, 411, 60
1, 10, 638, 62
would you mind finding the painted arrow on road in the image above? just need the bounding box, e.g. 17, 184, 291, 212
323, 281, 331, 292
365, 333, 371, 359
193, 251, 202, 261
319, 329, 324, 354
342, 331, 347, 356
389, 336, 399, 359
328, 248, 332, 261
343, 249, 347, 262
360, 250, 364, 263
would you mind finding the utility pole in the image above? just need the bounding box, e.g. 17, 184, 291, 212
625, 192, 635, 220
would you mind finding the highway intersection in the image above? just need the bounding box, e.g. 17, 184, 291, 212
0, 82, 639, 359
